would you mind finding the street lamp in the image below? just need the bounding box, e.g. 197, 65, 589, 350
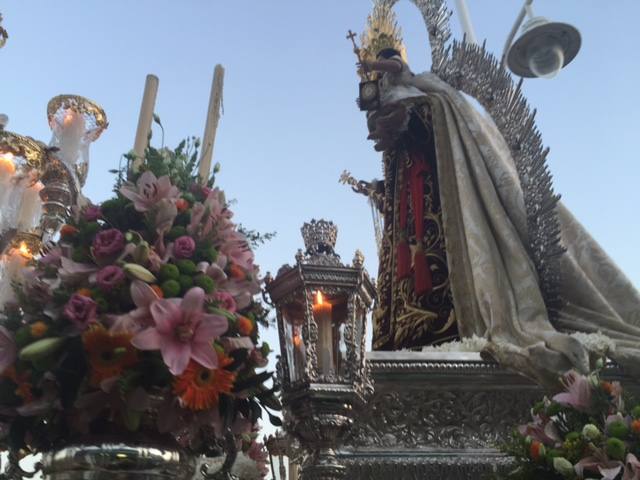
503, 0, 581, 79
266, 219, 375, 480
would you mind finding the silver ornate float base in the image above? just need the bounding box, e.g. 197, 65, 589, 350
339, 352, 640, 479
41, 442, 196, 480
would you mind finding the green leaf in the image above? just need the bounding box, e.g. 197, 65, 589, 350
268, 412, 283, 427
232, 371, 273, 392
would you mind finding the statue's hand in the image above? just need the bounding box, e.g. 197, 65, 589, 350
358, 60, 373, 73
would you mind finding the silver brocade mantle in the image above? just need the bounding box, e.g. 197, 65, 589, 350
339, 352, 640, 479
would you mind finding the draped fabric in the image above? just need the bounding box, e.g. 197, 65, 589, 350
373, 70, 640, 386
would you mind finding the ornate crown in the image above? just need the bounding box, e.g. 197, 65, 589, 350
301, 219, 338, 257
358, 3, 407, 80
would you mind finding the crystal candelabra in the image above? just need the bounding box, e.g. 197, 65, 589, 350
0, 97, 107, 309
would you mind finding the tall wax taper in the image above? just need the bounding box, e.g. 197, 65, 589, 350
132, 74, 159, 172
199, 64, 225, 184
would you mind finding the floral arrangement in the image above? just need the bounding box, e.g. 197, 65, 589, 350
499, 365, 640, 480
0, 138, 278, 475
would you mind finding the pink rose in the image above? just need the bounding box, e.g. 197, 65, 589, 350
173, 235, 196, 259
64, 294, 97, 330
211, 291, 236, 313
96, 265, 125, 292
92, 229, 125, 260
83, 205, 102, 222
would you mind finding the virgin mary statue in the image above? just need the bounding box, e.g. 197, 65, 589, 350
347, 2, 640, 386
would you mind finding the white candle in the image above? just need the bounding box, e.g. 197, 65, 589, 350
199, 65, 225, 184
51, 110, 86, 167
313, 291, 334, 374
16, 181, 44, 232
0, 242, 32, 309
132, 74, 159, 172
0, 152, 16, 230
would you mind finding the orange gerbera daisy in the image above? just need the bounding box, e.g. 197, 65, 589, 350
82, 325, 137, 386
173, 356, 235, 411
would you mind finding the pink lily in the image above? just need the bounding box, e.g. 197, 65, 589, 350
220, 230, 254, 271
59, 257, 98, 285
0, 326, 17, 374
624, 453, 640, 480
120, 171, 179, 213
552, 370, 592, 412
110, 280, 159, 333
131, 287, 228, 375
518, 415, 561, 446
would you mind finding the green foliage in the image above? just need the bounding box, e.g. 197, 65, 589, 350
237, 224, 277, 249
176, 259, 197, 275
159, 264, 180, 282
161, 279, 181, 298
136, 136, 201, 192
194, 274, 215, 294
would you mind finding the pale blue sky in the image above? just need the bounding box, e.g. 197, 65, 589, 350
2, 0, 639, 362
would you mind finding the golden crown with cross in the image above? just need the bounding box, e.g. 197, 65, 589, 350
356, 3, 408, 81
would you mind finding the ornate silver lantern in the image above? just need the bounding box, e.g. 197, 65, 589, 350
266, 219, 375, 480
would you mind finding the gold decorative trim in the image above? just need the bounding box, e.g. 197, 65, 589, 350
0, 130, 46, 170
47, 94, 108, 141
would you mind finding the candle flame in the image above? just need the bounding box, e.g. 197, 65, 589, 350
16, 241, 33, 259
0, 151, 15, 175
63, 110, 75, 127
315, 291, 325, 305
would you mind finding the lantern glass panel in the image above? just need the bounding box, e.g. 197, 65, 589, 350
282, 302, 306, 383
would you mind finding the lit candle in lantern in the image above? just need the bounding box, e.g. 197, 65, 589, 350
313, 291, 334, 374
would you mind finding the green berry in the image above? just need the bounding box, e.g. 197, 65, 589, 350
632, 405, 640, 419
196, 246, 218, 263
178, 275, 194, 293
176, 259, 197, 275
161, 279, 181, 298
167, 226, 187, 241
606, 437, 626, 460
608, 420, 630, 439
194, 275, 215, 294
159, 264, 180, 282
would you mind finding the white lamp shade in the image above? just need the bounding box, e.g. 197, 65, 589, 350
507, 16, 581, 79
